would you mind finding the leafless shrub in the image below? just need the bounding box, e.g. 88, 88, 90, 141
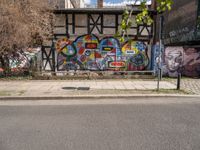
0, 0, 57, 74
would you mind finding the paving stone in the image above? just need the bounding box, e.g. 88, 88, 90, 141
166, 79, 200, 95
0, 79, 186, 96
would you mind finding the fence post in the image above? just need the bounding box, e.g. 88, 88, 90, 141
177, 73, 181, 90
157, 68, 161, 91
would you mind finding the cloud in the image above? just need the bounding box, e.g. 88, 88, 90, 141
84, 0, 91, 5
103, 0, 151, 7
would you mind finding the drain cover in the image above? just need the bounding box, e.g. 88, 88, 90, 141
62, 87, 77, 90
77, 87, 90, 91
62, 87, 90, 91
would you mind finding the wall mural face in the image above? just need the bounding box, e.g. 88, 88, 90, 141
56, 34, 149, 71
163, 47, 200, 77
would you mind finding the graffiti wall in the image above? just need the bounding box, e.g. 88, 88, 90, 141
122, 41, 149, 71
0, 48, 41, 76
10, 48, 40, 71
151, 44, 165, 74
56, 34, 149, 71
163, 47, 200, 77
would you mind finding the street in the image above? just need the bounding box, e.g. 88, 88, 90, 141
0, 97, 200, 150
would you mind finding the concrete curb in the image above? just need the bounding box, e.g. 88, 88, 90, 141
0, 94, 200, 101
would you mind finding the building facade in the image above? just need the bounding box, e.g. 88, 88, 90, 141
65, 0, 74, 8
151, 0, 200, 78
65, 0, 86, 8
42, 8, 156, 73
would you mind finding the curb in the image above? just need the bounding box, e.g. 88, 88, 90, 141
0, 94, 200, 101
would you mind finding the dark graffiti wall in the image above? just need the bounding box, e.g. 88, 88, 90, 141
56, 34, 149, 71
163, 47, 200, 77
197, 0, 200, 39
163, 0, 199, 45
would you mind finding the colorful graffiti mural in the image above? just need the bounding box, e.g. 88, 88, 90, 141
75, 34, 99, 70
122, 41, 149, 71
163, 47, 200, 77
98, 37, 122, 70
56, 38, 79, 71
9, 48, 40, 71
0, 48, 40, 74
56, 34, 149, 71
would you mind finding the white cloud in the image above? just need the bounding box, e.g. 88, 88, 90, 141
103, 0, 151, 7
84, 0, 91, 5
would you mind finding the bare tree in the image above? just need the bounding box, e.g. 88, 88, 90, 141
0, 0, 56, 74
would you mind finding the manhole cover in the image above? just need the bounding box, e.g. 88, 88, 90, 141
62, 87, 90, 91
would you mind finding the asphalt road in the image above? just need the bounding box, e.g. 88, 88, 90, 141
0, 97, 200, 150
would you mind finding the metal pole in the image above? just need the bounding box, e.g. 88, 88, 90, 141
157, 15, 164, 91
177, 73, 181, 90
159, 15, 164, 80
157, 68, 160, 91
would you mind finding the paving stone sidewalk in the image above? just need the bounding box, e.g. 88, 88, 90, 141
167, 78, 200, 95
0, 80, 176, 97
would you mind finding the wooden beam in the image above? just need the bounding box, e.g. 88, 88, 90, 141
72, 13, 75, 34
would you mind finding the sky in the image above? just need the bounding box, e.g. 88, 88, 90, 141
90, 0, 123, 4
86, 0, 128, 5
90, 0, 128, 4
84, 0, 151, 6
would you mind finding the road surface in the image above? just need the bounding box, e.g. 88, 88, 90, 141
0, 97, 200, 150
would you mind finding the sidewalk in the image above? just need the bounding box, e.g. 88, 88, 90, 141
166, 78, 200, 95
0, 80, 185, 99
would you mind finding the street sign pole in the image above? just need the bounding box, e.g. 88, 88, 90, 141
157, 15, 164, 91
